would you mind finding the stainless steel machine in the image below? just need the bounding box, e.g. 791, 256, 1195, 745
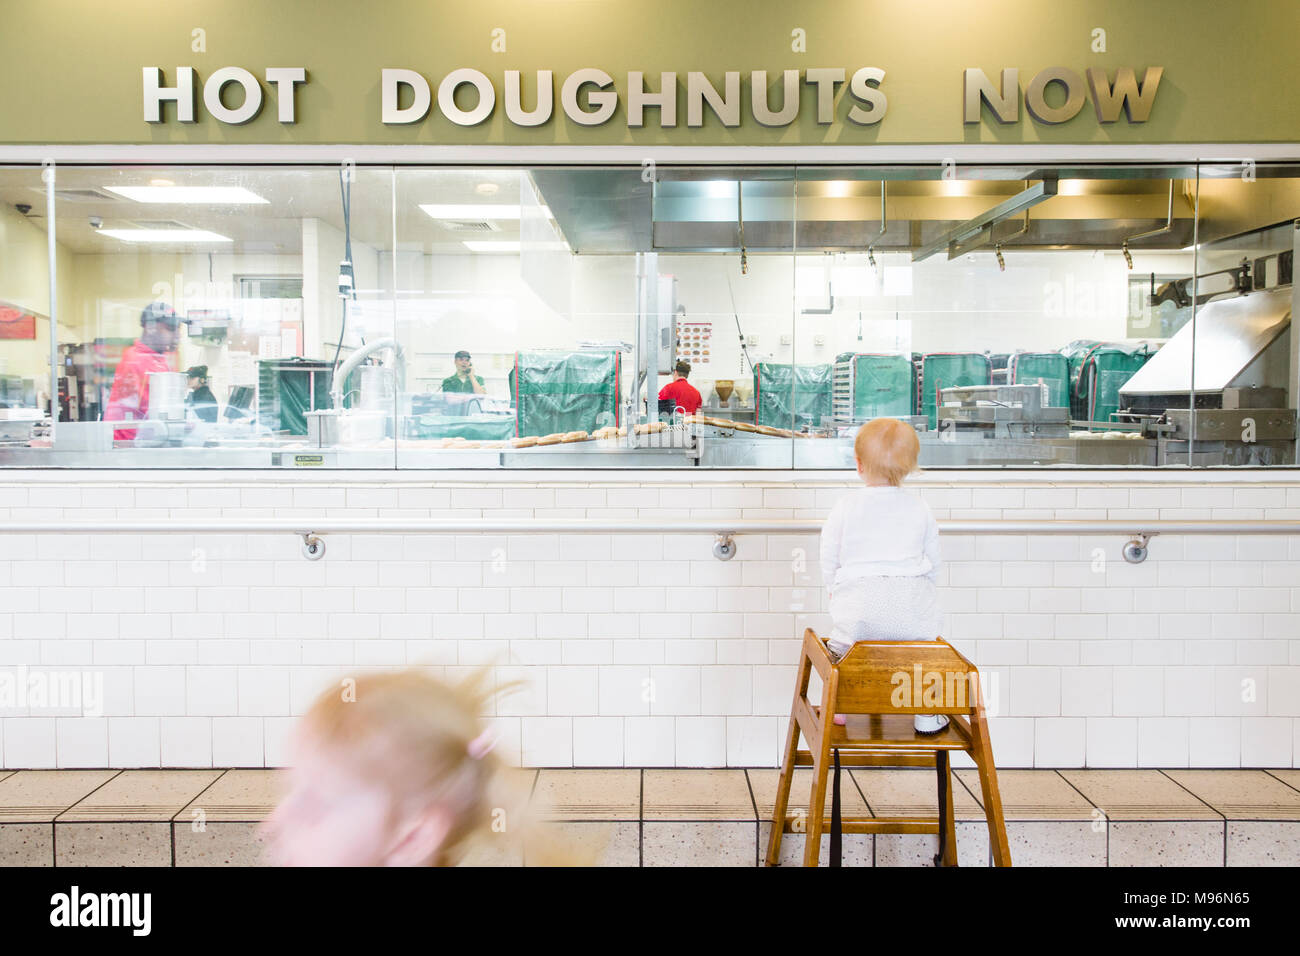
1118, 287, 1296, 465
937, 383, 1071, 439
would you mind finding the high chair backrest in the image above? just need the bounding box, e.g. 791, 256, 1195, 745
823, 635, 982, 717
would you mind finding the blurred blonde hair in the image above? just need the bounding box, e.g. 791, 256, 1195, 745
299, 668, 591, 867
853, 418, 920, 486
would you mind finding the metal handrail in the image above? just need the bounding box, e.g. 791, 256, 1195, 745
0, 518, 1296, 563
0, 519, 1297, 534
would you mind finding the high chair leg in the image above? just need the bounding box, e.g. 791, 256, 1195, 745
804, 744, 830, 867
765, 646, 814, 866
765, 713, 801, 866
802, 672, 837, 867
935, 751, 958, 866
972, 711, 1012, 867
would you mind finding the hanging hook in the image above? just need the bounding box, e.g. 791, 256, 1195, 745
737, 181, 748, 275
867, 181, 887, 271
1121, 179, 1175, 270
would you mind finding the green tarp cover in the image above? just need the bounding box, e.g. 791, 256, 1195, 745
1060, 340, 1153, 427
514, 350, 621, 437
754, 362, 833, 430
919, 353, 991, 430
837, 353, 914, 418
1008, 352, 1070, 407
258, 358, 333, 436
406, 413, 516, 441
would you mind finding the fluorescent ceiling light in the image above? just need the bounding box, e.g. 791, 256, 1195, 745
100, 229, 232, 243
462, 240, 570, 253
421, 204, 553, 220
463, 240, 521, 252
103, 186, 268, 204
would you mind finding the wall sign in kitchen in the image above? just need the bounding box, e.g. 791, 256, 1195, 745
677, 321, 713, 367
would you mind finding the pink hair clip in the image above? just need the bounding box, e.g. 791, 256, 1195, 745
467, 728, 497, 760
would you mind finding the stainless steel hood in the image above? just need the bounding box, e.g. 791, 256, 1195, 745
529, 168, 1197, 255
1119, 287, 1292, 397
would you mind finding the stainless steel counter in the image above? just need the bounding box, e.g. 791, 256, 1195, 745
0, 428, 1259, 470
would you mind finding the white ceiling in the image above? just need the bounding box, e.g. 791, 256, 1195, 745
0, 166, 530, 256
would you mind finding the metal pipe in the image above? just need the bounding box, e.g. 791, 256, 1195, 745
867, 181, 887, 269
737, 181, 748, 274
330, 337, 407, 410
1122, 178, 1176, 268
913, 178, 1058, 263
45, 162, 58, 444
1189, 169, 1199, 463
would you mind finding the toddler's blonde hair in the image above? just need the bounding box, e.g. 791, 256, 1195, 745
853, 418, 920, 486
299, 669, 499, 866
298, 668, 588, 866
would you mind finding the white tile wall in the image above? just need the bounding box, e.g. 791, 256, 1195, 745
0, 474, 1298, 769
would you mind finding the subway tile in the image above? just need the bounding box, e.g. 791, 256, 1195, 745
161, 718, 213, 768
1189, 718, 1242, 767
559, 640, 613, 666
727, 717, 780, 767
107, 717, 161, 768
675, 718, 727, 767
212, 717, 264, 767
1033, 718, 1086, 767
648, 666, 701, 716
571, 718, 624, 767
1240, 718, 1292, 767
623, 717, 675, 767
1084, 718, 1139, 767
1137, 718, 1190, 767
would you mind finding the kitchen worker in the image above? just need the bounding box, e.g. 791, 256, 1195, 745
185, 365, 219, 423
104, 301, 181, 441
441, 350, 486, 395
658, 360, 703, 415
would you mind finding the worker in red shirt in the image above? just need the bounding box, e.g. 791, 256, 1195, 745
657, 360, 703, 416
104, 301, 181, 441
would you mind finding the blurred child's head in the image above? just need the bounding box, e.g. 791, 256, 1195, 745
854, 418, 920, 486
262, 670, 498, 867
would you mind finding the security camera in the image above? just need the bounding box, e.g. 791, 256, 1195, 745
89, 216, 103, 229
14, 203, 31, 215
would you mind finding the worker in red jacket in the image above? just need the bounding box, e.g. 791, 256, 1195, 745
104, 301, 181, 441
657, 360, 703, 415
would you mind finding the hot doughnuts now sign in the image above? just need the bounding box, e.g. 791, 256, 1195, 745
140, 65, 1164, 131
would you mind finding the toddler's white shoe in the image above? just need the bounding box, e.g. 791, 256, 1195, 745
913, 714, 950, 735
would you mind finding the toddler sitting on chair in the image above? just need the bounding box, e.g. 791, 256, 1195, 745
819, 417, 947, 735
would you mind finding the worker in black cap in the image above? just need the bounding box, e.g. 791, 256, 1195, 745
185, 365, 219, 423
104, 301, 181, 441
441, 349, 486, 395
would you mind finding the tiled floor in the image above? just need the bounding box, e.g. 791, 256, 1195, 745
1, 767, 1298, 866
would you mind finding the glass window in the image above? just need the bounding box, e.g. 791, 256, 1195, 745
1, 159, 1296, 469
791, 164, 1205, 468
30, 165, 396, 468
0, 168, 56, 450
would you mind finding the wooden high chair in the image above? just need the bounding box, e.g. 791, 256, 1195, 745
764, 628, 1012, 867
